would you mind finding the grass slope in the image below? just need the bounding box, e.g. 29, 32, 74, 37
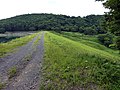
41, 32, 120, 90
54, 32, 119, 57
0, 33, 38, 57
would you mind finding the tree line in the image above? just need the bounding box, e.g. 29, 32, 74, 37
96, 0, 120, 53
0, 13, 119, 51
0, 14, 105, 35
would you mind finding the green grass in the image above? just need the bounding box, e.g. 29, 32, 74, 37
33, 32, 41, 46
41, 32, 120, 90
8, 66, 17, 79
54, 31, 119, 57
0, 83, 4, 90
0, 33, 38, 57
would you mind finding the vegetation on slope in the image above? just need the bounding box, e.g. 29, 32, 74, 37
0, 33, 38, 57
0, 36, 20, 43
41, 32, 120, 90
0, 14, 105, 35
96, 0, 120, 53
54, 31, 119, 56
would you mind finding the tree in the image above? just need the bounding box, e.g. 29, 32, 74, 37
84, 27, 97, 35
0, 13, 105, 34
96, 0, 120, 35
29, 27, 36, 31
116, 37, 120, 54
0, 28, 6, 33
96, 0, 120, 52
98, 33, 113, 47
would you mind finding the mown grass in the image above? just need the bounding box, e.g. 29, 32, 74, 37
41, 32, 120, 90
0, 33, 38, 57
54, 31, 119, 57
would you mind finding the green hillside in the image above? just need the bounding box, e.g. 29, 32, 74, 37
41, 31, 120, 90
0, 14, 105, 35
54, 32, 119, 57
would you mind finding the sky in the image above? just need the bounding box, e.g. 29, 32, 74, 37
0, 0, 109, 20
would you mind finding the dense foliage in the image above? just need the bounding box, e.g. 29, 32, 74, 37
96, 0, 120, 53
0, 28, 5, 33
0, 14, 105, 35
116, 37, 120, 53
98, 33, 113, 47
96, 0, 120, 36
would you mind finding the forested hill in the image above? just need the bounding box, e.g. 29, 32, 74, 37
0, 13, 105, 35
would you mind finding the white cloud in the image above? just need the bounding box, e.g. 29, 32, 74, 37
0, 0, 109, 19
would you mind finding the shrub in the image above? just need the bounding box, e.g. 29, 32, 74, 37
29, 27, 36, 31
98, 33, 113, 47
116, 37, 120, 54
0, 28, 6, 33
83, 27, 97, 35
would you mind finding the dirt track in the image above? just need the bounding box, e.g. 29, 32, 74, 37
0, 32, 44, 90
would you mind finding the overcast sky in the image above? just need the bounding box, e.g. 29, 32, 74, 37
0, 0, 108, 20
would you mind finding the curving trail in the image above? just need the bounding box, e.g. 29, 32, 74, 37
0, 32, 44, 90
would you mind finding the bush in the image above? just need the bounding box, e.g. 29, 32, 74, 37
83, 27, 97, 35
98, 33, 113, 47
109, 44, 116, 49
116, 37, 120, 54
0, 28, 6, 33
29, 27, 36, 31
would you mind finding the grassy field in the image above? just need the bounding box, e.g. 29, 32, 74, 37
41, 32, 120, 90
54, 32, 119, 57
0, 32, 38, 57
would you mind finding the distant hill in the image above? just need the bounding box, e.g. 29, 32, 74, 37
0, 13, 105, 35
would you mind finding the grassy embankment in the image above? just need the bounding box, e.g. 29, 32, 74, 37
0, 32, 39, 57
41, 32, 120, 90
54, 31, 119, 57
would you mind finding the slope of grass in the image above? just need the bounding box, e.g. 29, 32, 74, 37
54, 31, 119, 57
0, 32, 38, 57
41, 32, 120, 90
0, 36, 20, 43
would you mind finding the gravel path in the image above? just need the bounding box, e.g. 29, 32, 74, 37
0, 32, 44, 90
